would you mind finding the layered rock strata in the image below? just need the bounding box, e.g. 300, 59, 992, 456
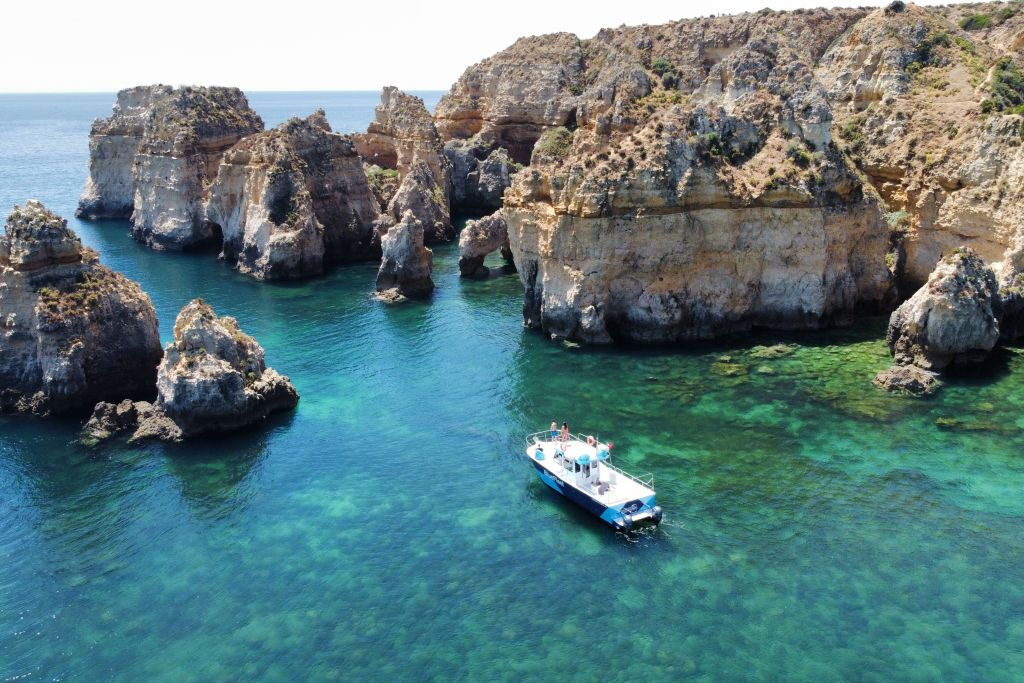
874, 247, 1000, 394
84, 298, 299, 442
376, 210, 434, 300
0, 201, 161, 415
205, 111, 382, 280
78, 85, 264, 250
458, 211, 511, 278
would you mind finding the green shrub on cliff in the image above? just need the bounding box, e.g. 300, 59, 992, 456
981, 57, 1024, 114
960, 13, 991, 31
534, 127, 574, 159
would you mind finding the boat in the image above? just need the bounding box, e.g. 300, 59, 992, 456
524, 430, 663, 531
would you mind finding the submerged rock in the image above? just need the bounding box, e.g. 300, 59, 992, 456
458, 211, 510, 278
83, 299, 298, 442
376, 210, 434, 300
387, 161, 452, 244
78, 85, 264, 250
874, 248, 999, 395
205, 110, 381, 280
0, 201, 162, 415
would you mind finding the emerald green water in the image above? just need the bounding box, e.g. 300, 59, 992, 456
2, 95, 1024, 681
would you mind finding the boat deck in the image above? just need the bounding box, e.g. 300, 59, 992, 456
528, 438, 653, 507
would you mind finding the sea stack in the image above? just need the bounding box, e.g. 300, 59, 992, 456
387, 161, 453, 244
375, 210, 434, 301
84, 298, 299, 442
205, 110, 382, 280
874, 248, 1000, 395
353, 86, 451, 194
78, 85, 264, 250
0, 201, 162, 415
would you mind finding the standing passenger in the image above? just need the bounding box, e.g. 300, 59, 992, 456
550, 421, 559, 441
561, 422, 570, 448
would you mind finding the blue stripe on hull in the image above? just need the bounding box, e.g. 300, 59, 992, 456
532, 462, 618, 526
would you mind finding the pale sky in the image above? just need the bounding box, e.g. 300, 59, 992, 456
1, 0, 967, 93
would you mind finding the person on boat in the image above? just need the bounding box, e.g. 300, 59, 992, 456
550, 421, 559, 441
560, 422, 570, 448
586, 435, 596, 447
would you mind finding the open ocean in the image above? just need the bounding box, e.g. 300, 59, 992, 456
1, 92, 1023, 681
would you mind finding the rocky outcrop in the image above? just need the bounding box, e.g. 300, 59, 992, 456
458, 211, 511, 278
444, 138, 516, 213
495, 12, 891, 344
78, 85, 264, 250
376, 210, 434, 300
205, 111, 381, 280
353, 87, 451, 196
77, 86, 173, 219
995, 229, 1024, 340
0, 201, 162, 415
388, 161, 453, 244
83, 299, 298, 442
437, 4, 1024, 345
874, 247, 1000, 394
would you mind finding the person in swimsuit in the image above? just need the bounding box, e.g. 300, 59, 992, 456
550, 421, 559, 441
560, 422, 570, 448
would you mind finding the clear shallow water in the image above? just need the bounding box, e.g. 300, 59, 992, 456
1, 93, 1023, 681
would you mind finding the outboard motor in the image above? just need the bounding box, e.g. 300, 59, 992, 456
652, 506, 663, 525
618, 514, 634, 531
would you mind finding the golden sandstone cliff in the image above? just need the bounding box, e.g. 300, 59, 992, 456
437, 1, 1024, 347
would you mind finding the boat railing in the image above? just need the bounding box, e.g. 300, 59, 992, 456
524, 430, 654, 488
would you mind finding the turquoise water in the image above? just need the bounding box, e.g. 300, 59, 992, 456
2, 93, 1024, 681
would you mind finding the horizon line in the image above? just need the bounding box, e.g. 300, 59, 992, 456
0, 87, 452, 96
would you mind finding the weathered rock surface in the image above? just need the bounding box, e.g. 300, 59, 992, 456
376, 210, 434, 299
205, 110, 381, 280
458, 211, 510, 278
886, 248, 1000, 369
78, 85, 264, 250
84, 299, 298, 442
872, 364, 941, 395
444, 138, 516, 212
874, 247, 999, 394
388, 161, 453, 244
78, 86, 173, 219
353, 87, 451, 197
0, 201, 162, 415
438, 4, 1024, 345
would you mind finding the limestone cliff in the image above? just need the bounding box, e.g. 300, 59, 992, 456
205, 111, 381, 280
0, 201, 162, 415
79, 85, 264, 250
441, 2, 1024, 343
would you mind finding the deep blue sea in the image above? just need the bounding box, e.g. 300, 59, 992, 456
1, 92, 1024, 681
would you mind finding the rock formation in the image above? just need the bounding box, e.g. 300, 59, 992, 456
874, 247, 1000, 394
78, 85, 264, 250
205, 111, 382, 280
458, 211, 511, 278
444, 139, 516, 213
434, 3, 1024, 345
83, 298, 298, 442
388, 161, 453, 244
376, 210, 434, 300
0, 201, 162, 415
353, 87, 451, 195
78, 86, 172, 219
